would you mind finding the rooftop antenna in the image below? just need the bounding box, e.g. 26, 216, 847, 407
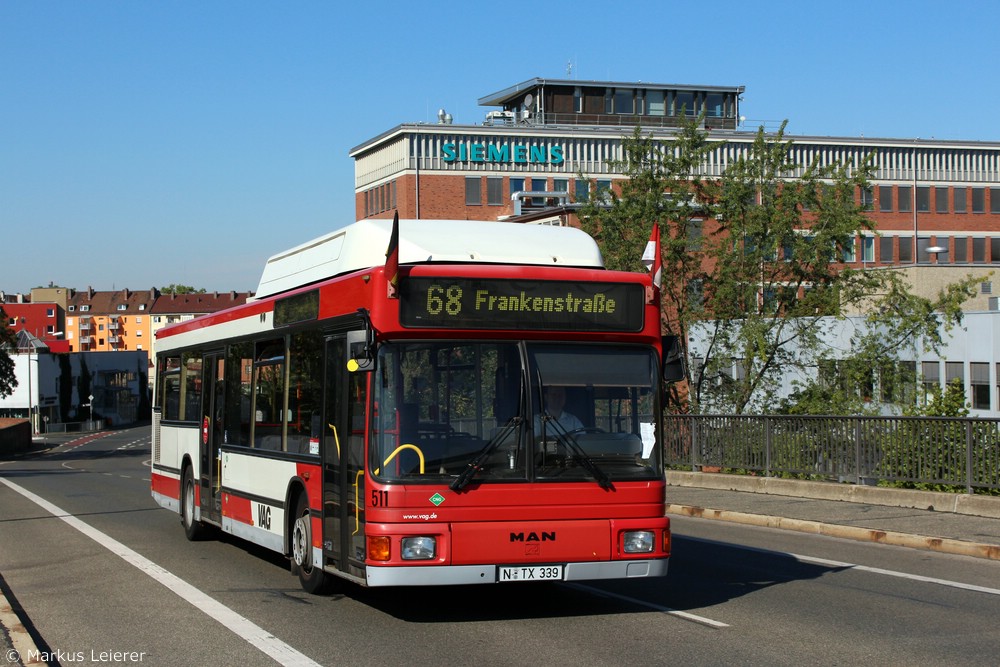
566, 60, 573, 78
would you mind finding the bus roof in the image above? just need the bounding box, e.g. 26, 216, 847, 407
253, 219, 605, 299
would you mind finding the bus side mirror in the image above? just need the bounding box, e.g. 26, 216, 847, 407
346, 329, 375, 373
661, 335, 684, 383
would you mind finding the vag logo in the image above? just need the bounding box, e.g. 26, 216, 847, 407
254, 502, 272, 531
510, 531, 556, 542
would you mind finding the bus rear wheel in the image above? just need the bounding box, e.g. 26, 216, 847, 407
290, 494, 330, 594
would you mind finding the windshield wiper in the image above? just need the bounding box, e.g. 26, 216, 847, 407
450, 417, 522, 492
542, 418, 614, 490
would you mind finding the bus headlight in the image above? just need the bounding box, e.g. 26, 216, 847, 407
622, 530, 655, 554
401, 536, 436, 560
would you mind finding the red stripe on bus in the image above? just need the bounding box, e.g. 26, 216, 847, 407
224, 493, 253, 526
151, 472, 179, 500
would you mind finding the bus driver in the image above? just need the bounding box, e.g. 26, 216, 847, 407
536, 386, 584, 434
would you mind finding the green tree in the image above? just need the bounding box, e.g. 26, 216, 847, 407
780, 273, 979, 415
0, 307, 18, 399
160, 284, 206, 295
579, 120, 977, 415
578, 120, 720, 411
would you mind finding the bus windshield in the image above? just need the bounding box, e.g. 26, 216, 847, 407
372, 341, 661, 485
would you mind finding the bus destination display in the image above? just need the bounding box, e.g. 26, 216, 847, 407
399, 277, 644, 332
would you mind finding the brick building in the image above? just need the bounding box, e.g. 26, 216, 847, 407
349, 76, 1000, 415
350, 77, 1000, 272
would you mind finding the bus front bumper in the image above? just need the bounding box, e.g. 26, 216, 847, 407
364, 557, 668, 587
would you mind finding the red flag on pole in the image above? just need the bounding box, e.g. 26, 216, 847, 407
642, 221, 662, 289
385, 211, 400, 298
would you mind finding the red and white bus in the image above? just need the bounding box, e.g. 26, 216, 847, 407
151, 218, 677, 591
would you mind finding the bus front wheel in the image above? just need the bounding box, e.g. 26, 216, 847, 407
290, 494, 329, 594
181, 467, 205, 541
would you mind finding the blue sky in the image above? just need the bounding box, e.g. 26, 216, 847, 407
3, 1, 998, 293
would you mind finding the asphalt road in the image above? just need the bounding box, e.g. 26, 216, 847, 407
2, 427, 999, 666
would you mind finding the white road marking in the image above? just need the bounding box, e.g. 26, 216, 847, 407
685, 536, 1000, 597
565, 583, 730, 628
0, 477, 321, 667
792, 552, 1000, 596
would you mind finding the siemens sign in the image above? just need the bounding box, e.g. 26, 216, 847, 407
441, 142, 564, 165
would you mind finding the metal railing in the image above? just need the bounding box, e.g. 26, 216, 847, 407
663, 415, 1000, 493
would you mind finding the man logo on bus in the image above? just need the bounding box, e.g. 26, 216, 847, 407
510, 531, 556, 542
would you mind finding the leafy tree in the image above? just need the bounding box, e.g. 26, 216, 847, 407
0, 307, 17, 399
160, 284, 206, 295
579, 120, 977, 415
779, 273, 979, 415
578, 120, 720, 411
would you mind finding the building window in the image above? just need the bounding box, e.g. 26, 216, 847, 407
574, 179, 590, 203
860, 187, 874, 211
553, 178, 568, 193
878, 185, 893, 212
688, 219, 703, 252
972, 188, 985, 213
935, 236, 949, 263
674, 91, 695, 116
898, 236, 913, 263
935, 187, 949, 213
954, 237, 968, 262
529, 177, 546, 205
613, 88, 634, 114
465, 177, 481, 206
973, 237, 986, 263
46, 308, 54, 317
992, 238, 1000, 264
487, 177, 503, 206
705, 93, 724, 118
862, 236, 875, 262
897, 186, 912, 213
117, 304, 127, 311
841, 238, 857, 263
135, 316, 142, 323
945, 362, 965, 404
991, 188, 1000, 214
647, 90, 665, 116
916, 186, 930, 212
921, 361, 940, 403
81, 305, 90, 312
510, 178, 525, 199
879, 236, 894, 263
955, 188, 967, 213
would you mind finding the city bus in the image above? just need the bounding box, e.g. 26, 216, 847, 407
151, 217, 678, 591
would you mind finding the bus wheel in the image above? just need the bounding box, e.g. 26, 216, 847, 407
291, 494, 329, 594
181, 467, 205, 541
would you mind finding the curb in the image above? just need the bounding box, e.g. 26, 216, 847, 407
0, 589, 42, 666
666, 470, 1000, 519
666, 503, 1000, 561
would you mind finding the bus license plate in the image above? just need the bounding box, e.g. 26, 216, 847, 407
497, 565, 564, 582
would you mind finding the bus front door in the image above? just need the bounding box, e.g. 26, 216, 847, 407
199, 351, 224, 524
322, 338, 368, 580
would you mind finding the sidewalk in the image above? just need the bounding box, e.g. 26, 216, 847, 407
666, 471, 1000, 560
